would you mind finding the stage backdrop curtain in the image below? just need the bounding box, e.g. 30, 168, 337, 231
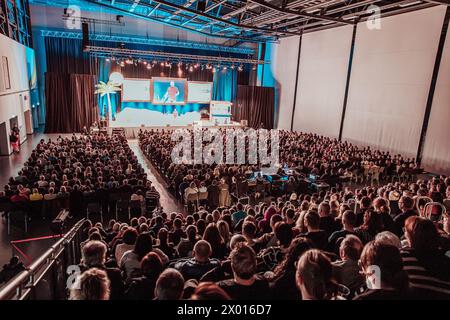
213, 69, 237, 102
45, 73, 98, 133
234, 85, 275, 129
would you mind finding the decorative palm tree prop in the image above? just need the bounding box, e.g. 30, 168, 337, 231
95, 80, 121, 122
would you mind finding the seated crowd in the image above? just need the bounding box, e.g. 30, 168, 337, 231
138, 129, 423, 208
70, 177, 450, 300
0, 132, 160, 221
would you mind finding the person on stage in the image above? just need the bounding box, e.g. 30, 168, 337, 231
163, 81, 180, 103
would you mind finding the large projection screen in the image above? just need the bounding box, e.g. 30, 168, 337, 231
341, 6, 446, 157
122, 78, 151, 102
422, 26, 450, 175
292, 26, 353, 137
187, 81, 212, 103
271, 36, 300, 129
152, 77, 187, 105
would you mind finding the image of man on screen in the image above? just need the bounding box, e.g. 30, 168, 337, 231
163, 81, 180, 103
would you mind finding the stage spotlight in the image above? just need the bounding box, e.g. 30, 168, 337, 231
237, 65, 243, 72
177, 61, 182, 67
111, 56, 116, 61
160, 61, 165, 67
146, 64, 152, 69
223, 66, 227, 71
195, 63, 200, 68
212, 67, 216, 73
252, 64, 257, 70
189, 65, 194, 72
109, 71, 124, 85
119, 61, 125, 67
143, 60, 148, 65
105, 57, 110, 62
126, 57, 133, 64
153, 60, 157, 65
230, 64, 235, 70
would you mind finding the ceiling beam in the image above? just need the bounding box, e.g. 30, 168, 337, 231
246, 0, 354, 25
423, 0, 450, 5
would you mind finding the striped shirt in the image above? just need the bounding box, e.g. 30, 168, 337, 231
401, 248, 450, 299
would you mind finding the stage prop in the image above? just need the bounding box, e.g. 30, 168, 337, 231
210, 101, 232, 125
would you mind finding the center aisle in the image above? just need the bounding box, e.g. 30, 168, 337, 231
127, 139, 182, 214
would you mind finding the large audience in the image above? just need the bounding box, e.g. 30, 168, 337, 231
2, 129, 450, 300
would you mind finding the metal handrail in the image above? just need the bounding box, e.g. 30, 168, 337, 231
0, 218, 88, 300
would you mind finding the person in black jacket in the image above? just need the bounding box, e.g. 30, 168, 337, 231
125, 252, 163, 300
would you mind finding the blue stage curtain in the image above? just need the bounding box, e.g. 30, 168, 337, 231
212, 69, 237, 102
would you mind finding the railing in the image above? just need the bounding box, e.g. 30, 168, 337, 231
0, 218, 89, 300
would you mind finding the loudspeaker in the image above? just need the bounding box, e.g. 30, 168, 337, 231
82, 22, 89, 50
197, 0, 206, 12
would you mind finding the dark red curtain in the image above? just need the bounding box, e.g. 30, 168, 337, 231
45, 73, 98, 133
234, 85, 275, 129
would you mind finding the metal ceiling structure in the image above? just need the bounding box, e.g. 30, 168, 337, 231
80, 0, 450, 42
26, 0, 450, 43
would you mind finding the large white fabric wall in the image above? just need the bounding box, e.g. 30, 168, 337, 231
341, 6, 446, 158
271, 36, 300, 129
292, 26, 353, 137
422, 24, 450, 175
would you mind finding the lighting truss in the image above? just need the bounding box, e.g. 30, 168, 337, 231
61, 15, 125, 26
40, 29, 255, 55
84, 45, 267, 65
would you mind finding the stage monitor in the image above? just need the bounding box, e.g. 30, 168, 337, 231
187, 81, 213, 103
122, 78, 151, 102
152, 77, 186, 105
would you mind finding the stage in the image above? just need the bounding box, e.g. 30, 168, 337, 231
108, 110, 242, 138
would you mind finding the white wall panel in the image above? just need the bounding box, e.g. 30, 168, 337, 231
342, 6, 446, 158
271, 36, 300, 129
292, 25, 353, 137
422, 23, 450, 175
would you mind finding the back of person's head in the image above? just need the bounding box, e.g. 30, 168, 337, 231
404, 216, 439, 252
186, 225, 197, 242
230, 243, 256, 280
319, 202, 331, 216
230, 234, 246, 250
155, 268, 185, 300
190, 282, 231, 300
399, 196, 414, 211
274, 222, 293, 247
375, 231, 402, 249
360, 196, 372, 209
339, 235, 363, 261
70, 268, 110, 300
141, 252, 163, 278
242, 221, 256, 238
122, 228, 138, 245
173, 218, 182, 229
193, 240, 212, 261
134, 232, 153, 260
82, 240, 107, 267
236, 202, 244, 211
359, 241, 409, 292
296, 249, 338, 300
342, 210, 356, 227
305, 211, 320, 230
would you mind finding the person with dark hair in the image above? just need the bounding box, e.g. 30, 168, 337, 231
257, 222, 293, 271
332, 235, 365, 298
401, 216, 450, 299
217, 243, 271, 300
356, 196, 372, 226
169, 218, 186, 246
296, 249, 341, 300
298, 211, 328, 250
393, 196, 417, 235
203, 223, 227, 259
231, 202, 247, 228
176, 225, 198, 258
328, 210, 357, 253
355, 241, 410, 300
174, 240, 221, 281
190, 282, 231, 300
318, 202, 338, 236
154, 268, 185, 300
155, 228, 175, 260
0, 256, 25, 284
120, 232, 168, 282
115, 228, 138, 264
125, 252, 163, 300
354, 210, 384, 244
270, 237, 314, 300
